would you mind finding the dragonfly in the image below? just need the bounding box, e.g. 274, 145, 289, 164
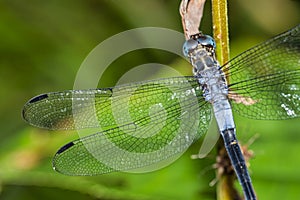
23, 24, 300, 200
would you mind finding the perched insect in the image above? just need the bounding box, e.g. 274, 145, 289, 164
23, 24, 300, 200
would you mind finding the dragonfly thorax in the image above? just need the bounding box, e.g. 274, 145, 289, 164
183, 33, 217, 73
182, 33, 228, 103
199, 67, 228, 102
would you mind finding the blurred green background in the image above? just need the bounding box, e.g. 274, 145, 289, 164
1, 0, 300, 199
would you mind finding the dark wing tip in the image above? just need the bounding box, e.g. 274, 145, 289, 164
21, 107, 27, 121
56, 141, 75, 154
52, 141, 77, 175
28, 94, 49, 103
22, 94, 49, 121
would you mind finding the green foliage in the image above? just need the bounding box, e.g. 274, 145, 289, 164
0, 0, 300, 199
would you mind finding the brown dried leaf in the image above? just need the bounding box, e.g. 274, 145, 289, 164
180, 0, 206, 39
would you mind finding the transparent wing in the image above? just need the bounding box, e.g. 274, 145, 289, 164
224, 24, 300, 120
23, 77, 204, 130
23, 77, 212, 175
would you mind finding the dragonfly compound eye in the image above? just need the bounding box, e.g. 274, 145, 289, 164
183, 34, 216, 58
182, 38, 198, 58
196, 34, 216, 49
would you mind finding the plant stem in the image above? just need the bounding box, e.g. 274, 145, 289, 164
211, 0, 230, 66
211, 0, 238, 200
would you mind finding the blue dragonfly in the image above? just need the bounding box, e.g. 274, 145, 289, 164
23, 24, 300, 200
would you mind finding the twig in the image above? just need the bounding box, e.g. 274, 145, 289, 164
211, 0, 230, 66
211, 0, 237, 199
180, 0, 206, 39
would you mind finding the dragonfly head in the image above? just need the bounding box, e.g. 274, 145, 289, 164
182, 33, 216, 58
183, 33, 217, 75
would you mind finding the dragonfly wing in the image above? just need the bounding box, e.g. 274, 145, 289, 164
48, 77, 212, 175
23, 77, 204, 130
225, 24, 300, 120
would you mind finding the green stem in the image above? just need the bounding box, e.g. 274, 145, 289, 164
211, 0, 237, 200
211, 0, 230, 66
